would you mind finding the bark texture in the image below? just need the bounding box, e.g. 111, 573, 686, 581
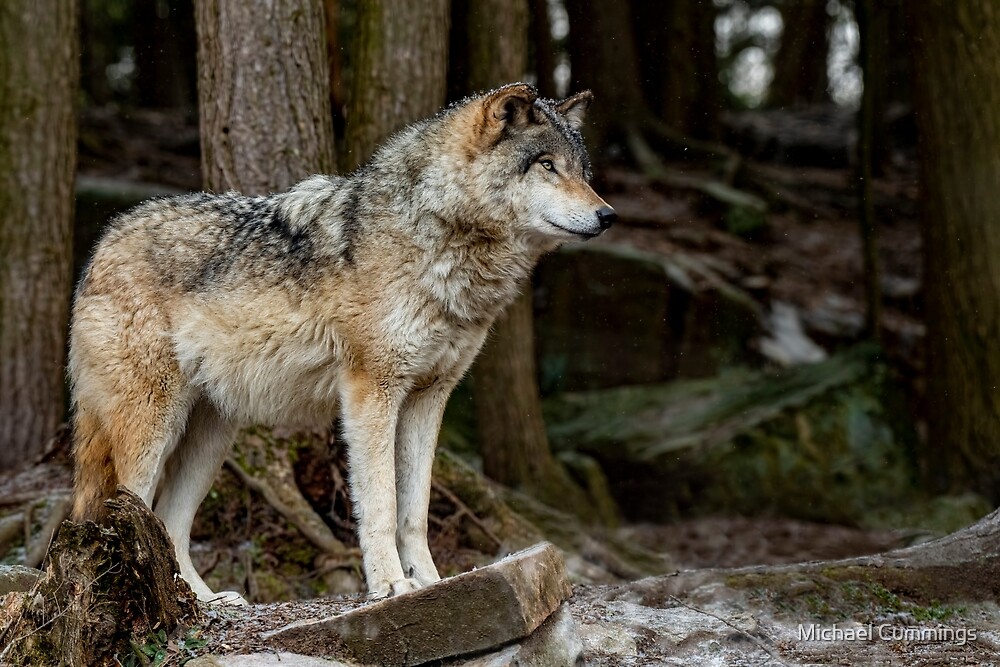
911, 1, 1000, 500
474, 293, 555, 490
0, 0, 78, 469
195, 0, 336, 195
345, 0, 450, 171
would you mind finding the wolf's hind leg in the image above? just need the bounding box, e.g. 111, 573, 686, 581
153, 398, 245, 605
395, 384, 453, 587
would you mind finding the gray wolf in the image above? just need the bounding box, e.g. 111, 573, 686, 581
69, 83, 616, 604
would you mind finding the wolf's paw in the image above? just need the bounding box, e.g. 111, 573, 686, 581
200, 590, 249, 606
391, 577, 421, 596
368, 577, 421, 599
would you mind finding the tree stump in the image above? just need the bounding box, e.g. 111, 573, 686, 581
0, 487, 199, 666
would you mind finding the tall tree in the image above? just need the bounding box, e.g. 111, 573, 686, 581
0, 0, 78, 468
344, 0, 450, 171
195, 0, 336, 194
528, 0, 557, 98
633, 0, 720, 138
769, 0, 829, 108
453, 0, 594, 517
910, 1, 1000, 500
135, 0, 197, 109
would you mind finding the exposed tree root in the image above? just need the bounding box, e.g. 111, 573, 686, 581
432, 449, 673, 582
0, 511, 23, 559
625, 125, 768, 217
226, 428, 356, 564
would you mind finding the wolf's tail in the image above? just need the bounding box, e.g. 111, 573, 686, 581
70, 407, 118, 522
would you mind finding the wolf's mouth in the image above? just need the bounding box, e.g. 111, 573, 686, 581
543, 219, 600, 238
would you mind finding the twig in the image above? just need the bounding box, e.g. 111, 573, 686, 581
668, 595, 791, 666
431, 480, 503, 549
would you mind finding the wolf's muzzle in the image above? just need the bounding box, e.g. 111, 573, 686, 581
597, 206, 617, 230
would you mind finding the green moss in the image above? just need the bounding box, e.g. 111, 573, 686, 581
728, 568, 971, 625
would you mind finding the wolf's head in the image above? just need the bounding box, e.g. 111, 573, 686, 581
454, 83, 616, 245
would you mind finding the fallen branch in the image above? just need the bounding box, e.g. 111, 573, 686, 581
432, 480, 503, 550
23, 496, 70, 569
0, 511, 25, 559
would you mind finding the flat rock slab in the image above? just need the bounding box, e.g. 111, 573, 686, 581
0, 564, 43, 595
264, 542, 572, 666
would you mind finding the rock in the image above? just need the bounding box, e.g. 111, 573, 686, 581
448, 604, 582, 667
545, 344, 919, 525
264, 543, 572, 666
187, 654, 352, 666
0, 564, 42, 595
577, 621, 637, 657
533, 244, 762, 393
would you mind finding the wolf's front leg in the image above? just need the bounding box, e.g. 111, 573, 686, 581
395, 383, 455, 586
340, 371, 415, 596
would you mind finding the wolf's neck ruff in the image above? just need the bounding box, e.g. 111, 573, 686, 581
69, 82, 615, 603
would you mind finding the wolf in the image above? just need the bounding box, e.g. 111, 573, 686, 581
69, 83, 616, 604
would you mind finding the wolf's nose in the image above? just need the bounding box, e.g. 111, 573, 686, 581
596, 206, 617, 230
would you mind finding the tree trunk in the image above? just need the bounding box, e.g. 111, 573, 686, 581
856, 0, 883, 339
566, 0, 646, 150
910, 1, 1000, 500
135, 0, 197, 110
344, 0, 450, 171
769, 0, 829, 108
0, 0, 78, 470
633, 0, 720, 139
195, 0, 336, 195
528, 0, 557, 98
456, 7, 597, 519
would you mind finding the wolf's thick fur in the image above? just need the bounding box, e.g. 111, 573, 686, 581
70, 83, 614, 603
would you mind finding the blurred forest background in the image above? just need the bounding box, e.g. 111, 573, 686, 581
1, 0, 999, 602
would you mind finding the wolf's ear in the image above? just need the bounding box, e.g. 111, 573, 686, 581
482, 83, 538, 137
554, 91, 593, 130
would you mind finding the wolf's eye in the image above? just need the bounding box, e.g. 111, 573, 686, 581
539, 159, 556, 173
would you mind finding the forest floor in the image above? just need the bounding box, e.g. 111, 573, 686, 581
5, 105, 994, 664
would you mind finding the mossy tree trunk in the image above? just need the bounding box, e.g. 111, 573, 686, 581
344, 0, 449, 171
910, 1, 1000, 500
195, 0, 336, 195
0, 0, 78, 470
